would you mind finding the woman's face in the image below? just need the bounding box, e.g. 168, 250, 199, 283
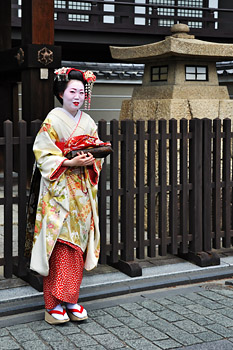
60, 80, 85, 116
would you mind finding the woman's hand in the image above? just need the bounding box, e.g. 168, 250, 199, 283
63, 152, 95, 167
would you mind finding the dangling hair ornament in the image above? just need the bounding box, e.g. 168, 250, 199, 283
83, 70, 96, 110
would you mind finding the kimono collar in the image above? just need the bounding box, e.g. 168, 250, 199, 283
51, 107, 82, 130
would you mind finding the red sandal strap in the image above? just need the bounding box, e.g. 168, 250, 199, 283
67, 305, 84, 314
48, 309, 66, 316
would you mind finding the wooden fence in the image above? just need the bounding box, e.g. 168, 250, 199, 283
0, 118, 233, 285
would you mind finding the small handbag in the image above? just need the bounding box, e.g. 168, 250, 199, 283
66, 145, 113, 159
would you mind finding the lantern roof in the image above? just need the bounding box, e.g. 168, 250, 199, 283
110, 24, 233, 63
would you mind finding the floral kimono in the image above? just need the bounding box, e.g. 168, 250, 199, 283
28, 107, 103, 277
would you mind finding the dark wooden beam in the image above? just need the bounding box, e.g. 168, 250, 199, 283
20, 0, 61, 132
0, 0, 13, 132
22, 0, 54, 45
0, 45, 61, 72
0, 0, 11, 50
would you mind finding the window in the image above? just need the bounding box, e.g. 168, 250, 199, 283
68, 2, 91, 11
188, 21, 202, 28
151, 66, 168, 81
68, 14, 89, 22
178, 0, 203, 5
54, 0, 66, 8
185, 66, 208, 81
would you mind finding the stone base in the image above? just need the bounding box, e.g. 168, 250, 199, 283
120, 98, 233, 121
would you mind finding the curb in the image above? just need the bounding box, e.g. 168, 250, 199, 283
1, 259, 233, 327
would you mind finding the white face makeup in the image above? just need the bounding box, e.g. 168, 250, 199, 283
61, 80, 85, 116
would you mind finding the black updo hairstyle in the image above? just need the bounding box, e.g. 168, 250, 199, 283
53, 69, 86, 105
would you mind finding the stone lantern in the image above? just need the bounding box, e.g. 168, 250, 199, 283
110, 24, 233, 121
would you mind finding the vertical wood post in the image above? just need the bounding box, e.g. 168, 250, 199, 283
17, 120, 28, 276
169, 119, 178, 255
119, 120, 142, 277
110, 119, 119, 263
98, 120, 108, 264
0, 0, 11, 50
202, 119, 212, 252
158, 119, 167, 256
222, 118, 231, 248
136, 120, 145, 259
179, 119, 188, 254
213, 119, 221, 249
21, 0, 57, 131
0, 0, 13, 132
121, 120, 134, 262
189, 118, 203, 253
4, 120, 13, 278
147, 120, 156, 257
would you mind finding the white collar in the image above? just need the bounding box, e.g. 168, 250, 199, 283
57, 107, 81, 123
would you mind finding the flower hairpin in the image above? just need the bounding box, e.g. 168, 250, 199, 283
54, 67, 71, 81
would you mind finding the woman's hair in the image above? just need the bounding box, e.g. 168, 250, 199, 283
53, 69, 86, 104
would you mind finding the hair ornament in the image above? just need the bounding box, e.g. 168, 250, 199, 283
83, 70, 96, 110
54, 67, 71, 81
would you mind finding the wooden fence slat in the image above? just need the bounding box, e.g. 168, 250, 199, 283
147, 120, 156, 257
203, 118, 212, 251
213, 119, 221, 249
189, 118, 203, 253
159, 119, 167, 256
110, 119, 119, 263
4, 120, 13, 278
222, 118, 231, 248
98, 120, 108, 264
17, 120, 28, 276
136, 120, 145, 259
180, 119, 188, 254
169, 119, 178, 254
121, 120, 134, 261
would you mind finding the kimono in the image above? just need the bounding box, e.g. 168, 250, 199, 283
29, 107, 102, 277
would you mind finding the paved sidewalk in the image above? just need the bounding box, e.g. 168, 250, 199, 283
1, 280, 233, 350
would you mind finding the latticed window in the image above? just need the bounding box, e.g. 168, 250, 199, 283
188, 21, 202, 28
178, 0, 203, 5
185, 66, 208, 81
177, 0, 203, 27
68, 1, 91, 10
54, 0, 66, 8
149, 0, 175, 15
68, 14, 89, 22
151, 66, 168, 81
178, 9, 202, 17
148, 0, 175, 27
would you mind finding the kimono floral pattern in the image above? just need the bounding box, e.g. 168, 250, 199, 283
29, 108, 102, 276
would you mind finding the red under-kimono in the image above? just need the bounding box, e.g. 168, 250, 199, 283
43, 240, 84, 309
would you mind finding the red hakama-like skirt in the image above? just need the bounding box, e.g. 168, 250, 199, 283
43, 240, 84, 309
